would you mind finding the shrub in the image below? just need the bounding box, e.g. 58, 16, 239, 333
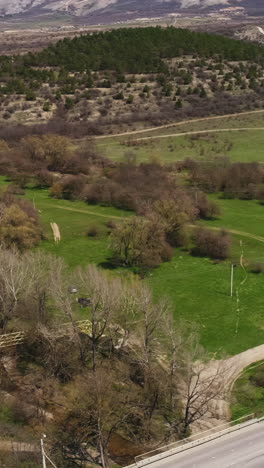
35, 170, 54, 188
192, 228, 231, 260
126, 94, 134, 104
86, 225, 101, 238
250, 262, 264, 274
250, 367, 264, 388
105, 220, 117, 230
113, 92, 124, 100
195, 192, 221, 219
50, 182, 63, 199
0, 204, 42, 249
43, 101, 51, 112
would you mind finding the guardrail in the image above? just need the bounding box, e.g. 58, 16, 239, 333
126, 413, 261, 468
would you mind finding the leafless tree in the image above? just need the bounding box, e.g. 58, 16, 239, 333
168, 331, 230, 438
76, 265, 123, 371
0, 247, 35, 331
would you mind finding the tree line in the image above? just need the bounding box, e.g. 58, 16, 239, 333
24, 27, 264, 73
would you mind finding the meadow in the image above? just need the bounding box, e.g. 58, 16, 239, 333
1, 179, 262, 356
3, 110, 264, 356
96, 112, 264, 164
231, 361, 264, 420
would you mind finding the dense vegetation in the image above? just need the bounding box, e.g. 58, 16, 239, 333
25, 27, 264, 72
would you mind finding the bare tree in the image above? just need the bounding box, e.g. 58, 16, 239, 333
76, 265, 123, 371
0, 247, 35, 331
168, 331, 230, 438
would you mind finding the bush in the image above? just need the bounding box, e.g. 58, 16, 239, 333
195, 192, 221, 219
50, 175, 86, 200
105, 220, 117, 230
113, 92, 124, 100
35, 170, 54, 188
250, 262, 264, 274
43, 101, 51, 112
86, 225, 101, 238
192, 228, 231, 260
250, 367, 264, 388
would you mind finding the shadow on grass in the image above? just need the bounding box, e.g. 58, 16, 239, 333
99, 261, 119, 270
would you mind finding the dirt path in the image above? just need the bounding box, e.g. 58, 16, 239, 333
189, 224, 264, 244
197, 344, 264, 431
49, 204, 128, 220
94, 109, 264, 140
50, 205, 264, 243
130, 127, 264, 142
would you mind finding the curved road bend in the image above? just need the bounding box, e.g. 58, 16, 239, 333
148, 421, 264, 468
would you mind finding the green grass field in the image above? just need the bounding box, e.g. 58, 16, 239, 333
7, 182, 263, 356
96, 112, 264, 164
202, 196, 264, 263
3, 108, 264, 357
231, 361, 264, 419
25, 187, 131, 268
97, 129, 264, 164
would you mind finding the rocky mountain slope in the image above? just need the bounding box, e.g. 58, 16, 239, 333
0, 0, 263, 23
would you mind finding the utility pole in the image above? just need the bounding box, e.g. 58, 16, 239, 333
41, 435, 47, 468
230, 263, 234, 298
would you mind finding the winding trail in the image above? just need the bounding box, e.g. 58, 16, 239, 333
49, 204, 264, 244
189, 224, 264, 244
128, 127, 264, 142
94, 109, 264, 140
49, 204, 127, 220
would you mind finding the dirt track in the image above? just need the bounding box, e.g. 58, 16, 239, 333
95, 109, 264, 140
131, 127, 264, 142
197, 345, 264, 430
50, 205, 264, 244
189, 224, 264, 244
50, 204, 127, 220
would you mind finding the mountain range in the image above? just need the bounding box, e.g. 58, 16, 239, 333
0, 0, 263, 23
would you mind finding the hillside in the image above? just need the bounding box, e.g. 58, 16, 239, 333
0, 0, 264, 23
1, 27, 264, 134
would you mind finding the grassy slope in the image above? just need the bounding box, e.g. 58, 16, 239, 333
149, 252, 264, 355
27, 188, 131, 268
231, 362, 264, 419
96, 112, 264, 164
24, 186, 264, 355
97, 130, 264, 164
202, 196, 264, 262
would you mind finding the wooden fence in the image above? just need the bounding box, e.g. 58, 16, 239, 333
0, 320, 92, 350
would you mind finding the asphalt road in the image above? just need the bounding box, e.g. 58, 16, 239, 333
148, 422, 264, 468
